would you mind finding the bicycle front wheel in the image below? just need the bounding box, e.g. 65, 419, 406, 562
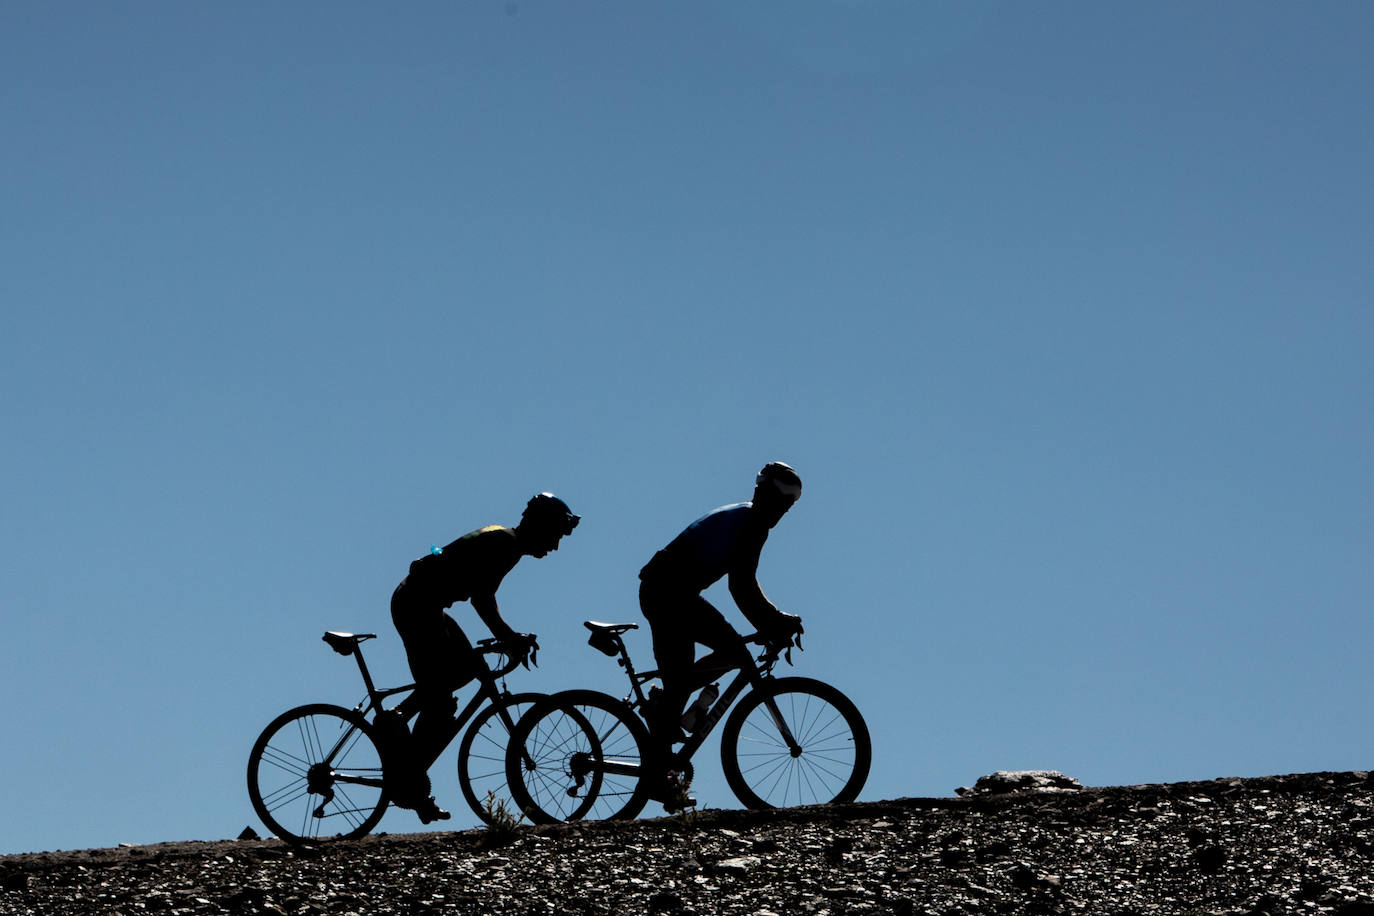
506, 689, 651, 824
456, 691, 544, 825
720, 677, 871, 810
246, 703, 388, 842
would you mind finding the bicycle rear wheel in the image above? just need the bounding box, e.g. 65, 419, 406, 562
247, 703, 388, 842
456, 691, 543, 825
506, 689, 651, 824
720, 677, 871, 810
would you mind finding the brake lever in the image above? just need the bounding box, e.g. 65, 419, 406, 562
785, 620, 802, 661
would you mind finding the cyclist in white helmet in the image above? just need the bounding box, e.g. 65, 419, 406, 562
637, 462, 804, 803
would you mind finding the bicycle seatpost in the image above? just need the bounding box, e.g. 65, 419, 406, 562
349, 645, 382, 705
616, 639, 655, 705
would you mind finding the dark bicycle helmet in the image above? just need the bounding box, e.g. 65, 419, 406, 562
756, 461, 802, 502
521, 492, 580, 535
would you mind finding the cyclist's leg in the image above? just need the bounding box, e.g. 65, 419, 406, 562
409, 614, 477, 768
390, 597, 471, 819
689, 605, 752, 685
639, 582, 698, 754
638, 585, 736, 809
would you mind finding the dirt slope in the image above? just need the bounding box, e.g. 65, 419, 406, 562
4, 771, 1374, 915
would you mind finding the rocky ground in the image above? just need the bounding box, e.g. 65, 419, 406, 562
5, 771, 1374, 915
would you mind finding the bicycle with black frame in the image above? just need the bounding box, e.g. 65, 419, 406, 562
503, 618, 871, 823
246, 629, 569, 842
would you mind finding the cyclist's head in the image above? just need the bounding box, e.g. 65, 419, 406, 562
753, 461, 802, 523
518, 492, 580, 556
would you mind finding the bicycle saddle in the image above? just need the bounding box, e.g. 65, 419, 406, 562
584, 621, 638, 635
322, 631, 377, 655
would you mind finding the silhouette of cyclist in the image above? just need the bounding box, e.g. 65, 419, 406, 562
637, 461, 804, 803
388, 492, 579, 823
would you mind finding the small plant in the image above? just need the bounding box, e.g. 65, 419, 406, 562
478, 791, 524, 847
664, 769, 698, 822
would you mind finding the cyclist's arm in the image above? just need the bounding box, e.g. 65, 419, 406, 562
727, 523, 800, 644
471, 591, 520, 643
726, 528, 779, 630
465, 530, 524, 642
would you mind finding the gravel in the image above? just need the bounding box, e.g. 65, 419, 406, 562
5, 771, 1374, 915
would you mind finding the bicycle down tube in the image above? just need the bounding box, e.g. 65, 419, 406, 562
586, 661, 760, 781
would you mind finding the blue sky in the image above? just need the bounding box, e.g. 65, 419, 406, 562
3, 2, 1371, 854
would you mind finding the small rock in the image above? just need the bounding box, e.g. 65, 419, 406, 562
959, 770, 1086, 796
1009, 863, 1038, 890
1195, 844, 1227, 873
648, 890, 686, 913
716, 855, 762, 873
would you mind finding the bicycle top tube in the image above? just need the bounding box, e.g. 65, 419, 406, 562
584, 618, 784, 663
581, 619, 789, 715
325, 630, 528, 718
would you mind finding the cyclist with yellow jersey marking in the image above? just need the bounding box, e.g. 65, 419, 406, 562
389, 492, 579, 822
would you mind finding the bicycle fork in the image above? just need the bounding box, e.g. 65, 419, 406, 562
761, 694, 804, 758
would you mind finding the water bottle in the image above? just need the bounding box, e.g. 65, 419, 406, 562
680, 683, 720, 734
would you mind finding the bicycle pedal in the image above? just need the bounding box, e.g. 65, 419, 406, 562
664, 795, 697, 814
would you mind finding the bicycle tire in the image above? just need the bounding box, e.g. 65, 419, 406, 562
506, 689, 651, 824
720, 677, 871, 810
247, 703, 388, 843
456, 691, 544, 825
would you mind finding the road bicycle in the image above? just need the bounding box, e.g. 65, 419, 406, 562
504, 619, 871, 823
246, 630, 552, 843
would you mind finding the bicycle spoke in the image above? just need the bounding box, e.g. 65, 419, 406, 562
515, 707, 585, 818
747, 734, 841, 806
721, 679, 870, 810
259, 742, 312, 773
248, 705, 388, 843
260, 778, 311, 812
297, 716, 323, 767
507, 690, 649, 823
459, 694, 545, 826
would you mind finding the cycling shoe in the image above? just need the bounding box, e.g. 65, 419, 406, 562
644, 769, 696, 813
415, 797, 451, 824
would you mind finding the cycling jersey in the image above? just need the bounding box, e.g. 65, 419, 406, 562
399, 525, 522, 610
391, 524, 524, 696
639, 503, 769, 594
